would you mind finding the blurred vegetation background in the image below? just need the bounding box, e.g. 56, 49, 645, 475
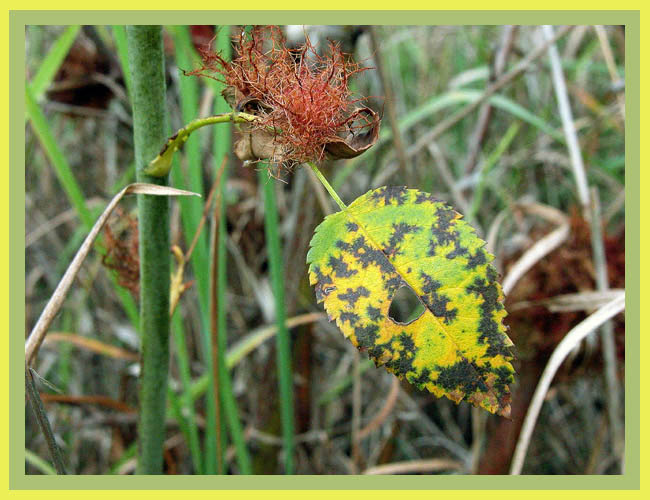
25, 25, 625, 475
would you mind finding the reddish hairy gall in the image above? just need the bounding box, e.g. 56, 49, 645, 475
187, 26, 380, 173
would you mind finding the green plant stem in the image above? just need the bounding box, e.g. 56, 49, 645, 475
126, 25, 171, 475
146, 112, 259, 177
259, 168, 295, 474
307, 162, 348, 211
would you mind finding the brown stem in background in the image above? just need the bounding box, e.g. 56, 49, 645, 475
357, 377, 400, 440
368, 26, 409, 177
39, 394, 137, 413
463, 25, 518, 175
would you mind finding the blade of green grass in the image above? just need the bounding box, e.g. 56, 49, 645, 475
169, 26, 210, 312
171, 311, 204, 474
167, 25, 219, 472
201, 25, 253, 475
259, 168, 295, 474
25, 367, 67, 474
29, 25, 81, 101
214, 164, 252, 474
211, 28, 253, 474
111, 25, 133, 99
25, 448, 57, 475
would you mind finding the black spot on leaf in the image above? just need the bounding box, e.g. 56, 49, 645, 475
428, 207, 458, 256
445, 242, 469, 260
436, 359, 489, 395
337, 236, 393, 273
466, 248, 487, 269
339, 312, 360, 326
419, 271, 457, 324
411, 367, 432, 388
328, 255, 358, 278
366, 305, 382, 322
337, 286, 370, 307
371, 186, 408, 206
466, 269, 510, 358
415, 192, 439, 204
384, 222, 422, 256
354, 323, 379, 349
384, 274, 405, 296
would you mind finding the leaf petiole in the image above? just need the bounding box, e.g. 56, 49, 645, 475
307, 162, 348, 212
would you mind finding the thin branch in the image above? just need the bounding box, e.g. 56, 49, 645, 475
307, 161, 347, 211
305, 165, 335, 215
43, 332, 139, 362
369, 26, 409, 177
357, 376, 400, 440
463, 25, 517, 174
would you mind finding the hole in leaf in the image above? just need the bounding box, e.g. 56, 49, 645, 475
388, 286, 424, 325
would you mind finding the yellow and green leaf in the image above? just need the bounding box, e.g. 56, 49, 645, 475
307, 186, 515, 417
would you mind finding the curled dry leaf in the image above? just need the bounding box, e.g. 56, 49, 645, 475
323, 107, 381, 160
